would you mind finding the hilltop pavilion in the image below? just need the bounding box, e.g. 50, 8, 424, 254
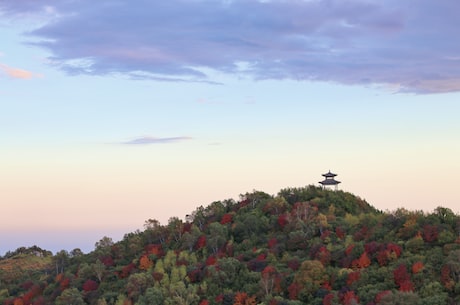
319, 171, 341, 190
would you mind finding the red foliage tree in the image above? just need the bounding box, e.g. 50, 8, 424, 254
287, 258, 300, 271
399, 280, 414, 292
322, 281, 332, 291
119, 263, 136, 278
364, 241, 380, 255
375, 290, 391, 303
345, 244, 355, 256
13, 298, 23, 305
267, 238, 277, 249
22, 284, 41, 304
393, 264, 414, 291
335, 227, 346, 240
277, 214, 288, 228
146, 244, 163, 257
261, 266, 278, 296
346, 271, 361, 286
423, 224, 438, 242
82, 279, 99, 292
376, 250, 389, 266
441, 265, 455, 290
386, 243, 402, 258
59, 277, 70, 290
317, 246, 331, 266
100, 255, 114, 266
195, 235, 207, 249
205, 255, 217, 266
32, 296, 46, 305
411, 261, 424, 274
352, 252, 371, 269
220, 213, 233, 225
288, 282, 301, 300
323, 293, 335, 305
215, 294, 224, 303
342, 291, 359, 305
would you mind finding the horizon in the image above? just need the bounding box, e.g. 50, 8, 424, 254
0, 184, 459, 257
1, 1, 459, 256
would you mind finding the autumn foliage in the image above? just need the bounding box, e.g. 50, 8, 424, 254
1, 187, 459, 305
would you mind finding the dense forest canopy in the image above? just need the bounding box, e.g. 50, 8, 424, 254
1, 185, 459, 305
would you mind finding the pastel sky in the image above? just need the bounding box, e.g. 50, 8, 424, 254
1, 0, 459, 255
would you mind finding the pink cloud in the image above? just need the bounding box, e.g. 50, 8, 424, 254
0, 63, 40, 79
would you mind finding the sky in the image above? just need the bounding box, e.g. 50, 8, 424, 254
1, 0, 459, 255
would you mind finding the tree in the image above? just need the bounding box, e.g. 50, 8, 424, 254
342, 290, 359, 305
207, 222, 228, 254
82, 279, 98, 292
233, 292, 257, 305
434, 206, 456, 226
377, 291, 420, 305
169, 281, 199, 305
137, 287, 164, 305
70, 248, 84, 258
55, 288, 85, 305
93, 259, 106, 282
260, 265, 278, 297
393, 264, 414, 292
168, 217, 185, 245
94, 236, 114, 256
139, 255, 153, 270
181, 225, 202, 252
293, 260, 328, 297
352, 252, 371, 269
53, 250, 70, 274
126, 273, 152, 300
419, 282, 448, 304
144, 218, 168, 244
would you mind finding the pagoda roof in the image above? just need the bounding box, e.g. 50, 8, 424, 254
322, 171, 337, 178
319, 178, 341, 185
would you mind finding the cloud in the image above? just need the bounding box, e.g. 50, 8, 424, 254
2, 0, 460, 93
0, 63, 39, 79
122, 136, 192, 145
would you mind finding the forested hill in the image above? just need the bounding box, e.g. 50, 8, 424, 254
1, 186, 460, 305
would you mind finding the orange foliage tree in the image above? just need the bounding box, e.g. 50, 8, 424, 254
234, 292, 257, 305
139, 255, 153, 270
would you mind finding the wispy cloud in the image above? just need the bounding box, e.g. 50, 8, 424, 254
122, 136, 192, 145
2, 0, 460, 93
0, 63, 39, 79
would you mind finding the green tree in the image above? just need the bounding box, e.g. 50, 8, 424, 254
168, 282, 199, 305
94, 236, 114, 256
144, 218, 168, 244
419, 282, 448, 305
53, 250, 70, 274
207, 222, 228, 254
55, 288, 85, 305
93, 259, 106, 282
378, 291, 420, 305
294, 260, 328, 297
126, 273, 152, 300
181, 225, 202, 252
136, 287, 164, 305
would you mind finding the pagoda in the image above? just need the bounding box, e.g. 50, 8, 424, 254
319, 170, 341, 190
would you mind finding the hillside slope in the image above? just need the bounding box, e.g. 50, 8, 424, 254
1, 186, 459, 305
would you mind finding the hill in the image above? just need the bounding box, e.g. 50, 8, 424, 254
1, 185, 459, 305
